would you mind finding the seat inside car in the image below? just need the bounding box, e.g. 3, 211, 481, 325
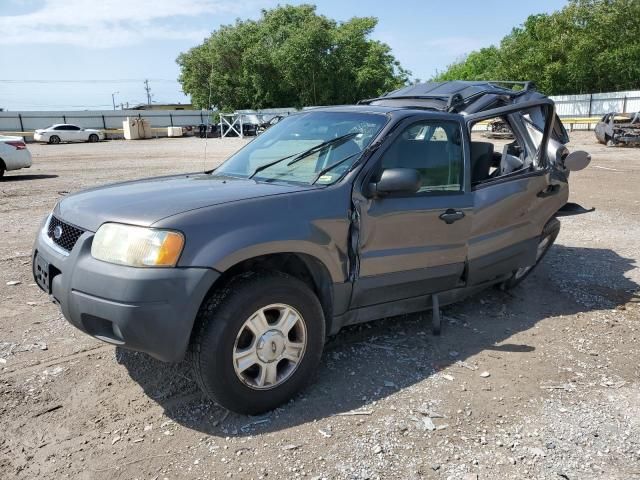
470, 141, 494, 184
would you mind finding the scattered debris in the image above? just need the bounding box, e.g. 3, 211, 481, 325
33, 404, 63, 418
480, 371, 491, 378
42, 366, 64, 377
212, 410, 230, 427
529, 447, 547, 458
336, 409, 373, 416
417, 416, 436, 431
6, 280, 21, 286
241, 418, 271, 431
540, 384, 574, 391
457, 360, 478, 371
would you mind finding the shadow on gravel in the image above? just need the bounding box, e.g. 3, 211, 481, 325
1, 174, 58, 181
117, 244, 638, 436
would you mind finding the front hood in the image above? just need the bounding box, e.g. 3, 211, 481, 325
56, 174, 312, 232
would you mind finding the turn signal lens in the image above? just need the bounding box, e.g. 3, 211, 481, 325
91, 223, 185, 267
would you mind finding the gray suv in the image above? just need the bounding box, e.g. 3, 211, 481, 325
33, 81, 591, 414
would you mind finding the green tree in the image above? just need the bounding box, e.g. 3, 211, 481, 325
177, 4, 410, 110
434, 0, 640, 95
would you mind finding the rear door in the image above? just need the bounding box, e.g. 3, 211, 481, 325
52, 125, 67, 141
464, 102, 567, 284
351, 114, 473, 308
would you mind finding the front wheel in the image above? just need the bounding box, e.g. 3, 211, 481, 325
88, 134, 99, 143
49, 135, 60, 144
499, 217, 560, 291
188, 272, 325, 414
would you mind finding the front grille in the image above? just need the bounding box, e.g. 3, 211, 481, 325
47, 216, 85, 252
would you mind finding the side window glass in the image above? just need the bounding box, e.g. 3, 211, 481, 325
381, 120, 463, 193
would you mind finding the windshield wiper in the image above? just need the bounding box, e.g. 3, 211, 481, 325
248, 151, 301, 179
248, 132, 358, 179
311, 151, 362, 185
286, 132, 358, 167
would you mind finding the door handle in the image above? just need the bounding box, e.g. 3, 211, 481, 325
537, 185, 560, 198
439, 209, 465, 224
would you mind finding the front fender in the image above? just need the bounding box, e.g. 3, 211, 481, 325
155, 187, 353, 283
193, 225, 347, 283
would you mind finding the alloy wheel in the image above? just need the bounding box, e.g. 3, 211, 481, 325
232, 303, 307, 390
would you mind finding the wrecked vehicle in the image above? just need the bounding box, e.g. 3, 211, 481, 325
33, 81, 591, 414
595, 111, 640, 146
481, 118, 514, 139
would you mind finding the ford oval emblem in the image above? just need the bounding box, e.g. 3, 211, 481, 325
53, 225, 63, 240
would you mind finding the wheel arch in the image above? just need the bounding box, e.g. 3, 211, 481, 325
203, 252, 336, 336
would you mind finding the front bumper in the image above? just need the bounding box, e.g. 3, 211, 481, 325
33, 220, 219, 362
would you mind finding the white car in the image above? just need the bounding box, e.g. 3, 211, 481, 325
34, 124, 105, 144
0, 136, 32, 177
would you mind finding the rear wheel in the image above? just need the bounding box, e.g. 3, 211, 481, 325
188, 271, 325, 414
49, 135, 60, 144
499, 218, 560, 291
88, 134, 99, 143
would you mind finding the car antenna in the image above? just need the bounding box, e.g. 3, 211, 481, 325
203, 64, 214, 173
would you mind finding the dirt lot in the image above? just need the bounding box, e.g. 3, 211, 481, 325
1, 132, 639, 480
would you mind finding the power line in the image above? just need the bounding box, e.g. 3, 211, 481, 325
0, 78, 179, 84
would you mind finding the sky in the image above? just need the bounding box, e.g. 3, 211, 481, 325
0, 0, 568, 111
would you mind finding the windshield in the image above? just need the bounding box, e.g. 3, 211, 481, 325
213, 111, 387, 185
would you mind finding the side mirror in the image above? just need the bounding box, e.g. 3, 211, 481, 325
563, 150, 591, 171
367, 168, 421, 197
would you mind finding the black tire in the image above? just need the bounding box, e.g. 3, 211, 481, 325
0, 166, 5, 178
188, 271, 325, 414
88, 134, 99, 143
49, 135, 60, 145
499, 217, 560, 291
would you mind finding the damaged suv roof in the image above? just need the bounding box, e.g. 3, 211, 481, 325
362, 80, 570, 144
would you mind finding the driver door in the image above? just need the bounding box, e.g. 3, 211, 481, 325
351, 116, 473, 308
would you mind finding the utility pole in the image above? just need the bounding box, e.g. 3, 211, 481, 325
144, 79, 152, 105
111, 91, 119, 110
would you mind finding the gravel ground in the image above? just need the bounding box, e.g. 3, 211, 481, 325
0, 132, 639, 480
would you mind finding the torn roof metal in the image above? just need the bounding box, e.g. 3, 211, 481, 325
360, 80, 547, 115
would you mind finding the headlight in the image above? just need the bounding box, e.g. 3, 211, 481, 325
91, 223, 184, 267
